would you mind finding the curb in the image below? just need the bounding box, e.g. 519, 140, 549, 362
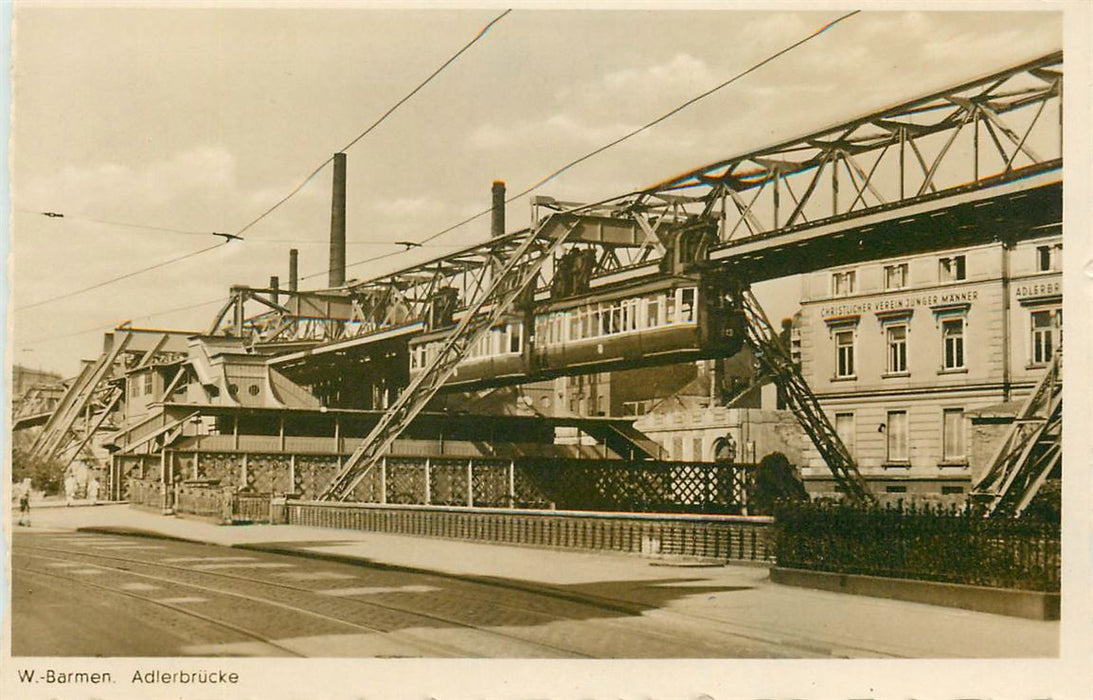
76, 526, 209, 546
235, 541, 648, 617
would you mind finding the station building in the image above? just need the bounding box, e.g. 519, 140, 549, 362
796, 233, 1062, 499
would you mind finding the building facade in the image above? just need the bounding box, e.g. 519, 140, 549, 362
796, 234, 1062, 500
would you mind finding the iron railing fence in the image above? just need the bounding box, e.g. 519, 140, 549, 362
773, 501, 1060, 591
119, 451, 757, 515
285, 501, 774, 562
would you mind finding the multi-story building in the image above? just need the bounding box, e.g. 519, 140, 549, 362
796, 234, 1062, 499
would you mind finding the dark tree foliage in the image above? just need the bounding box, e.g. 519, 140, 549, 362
11, 449, 64, 495
750, 451, 807, 515
1021, 479, 1061, 524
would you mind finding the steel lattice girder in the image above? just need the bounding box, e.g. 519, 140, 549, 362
210, 52, 1062, 351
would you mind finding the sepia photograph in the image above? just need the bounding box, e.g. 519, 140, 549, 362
3, 1, 1091, 698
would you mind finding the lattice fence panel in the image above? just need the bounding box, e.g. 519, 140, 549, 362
429, 460, 469, 506
512, 465, 553, 508
517, 460, 753, 514
248, 455, 292, 494
387, 459, 427, 504
297, 456, 340, 500
199, 453, 242, 488
472, 461, 511, 507
351, 464, 385, 503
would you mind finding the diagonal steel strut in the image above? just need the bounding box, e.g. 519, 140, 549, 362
734, 284, 873, 503
318, 214, 581, 501
971, 351, 1062, 517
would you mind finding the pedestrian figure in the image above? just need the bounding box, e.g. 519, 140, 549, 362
64, 472, 77, 507
18, 492, 30, 527
87, 477, 100, 505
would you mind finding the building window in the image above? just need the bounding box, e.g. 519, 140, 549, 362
939, 255, 966, 282
942, 408, 966, 462
672, 436, 684, 460
941, 486, 965, 495
884, 263, 908, 290
1031, 309, 1061, 365
835, 330, 855, 378
835, 412, 855, 457
692, 437, 704, 461
886, 410, 909, 463
942, 318, 965, 370
1036, 244, 1062, 272
886, 325, 908, 374
885, 485, 908, 494
142, 372, 154, 396
831, 270, 856, 297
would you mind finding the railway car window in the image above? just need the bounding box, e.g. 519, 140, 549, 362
665, 294, 677, 324
610, 305, 622, 334
646, 296, 661, 328
510, 323, 522, 353
681, 288, 696, 322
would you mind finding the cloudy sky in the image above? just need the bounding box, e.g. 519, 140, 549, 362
8, 4, 1062, 376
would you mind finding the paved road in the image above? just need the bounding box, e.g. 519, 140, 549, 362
12, 530, 815, 658
10, 505, 1060, 659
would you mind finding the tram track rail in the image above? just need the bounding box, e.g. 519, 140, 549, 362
15, 535, 808, 658
15, 541, 597, 658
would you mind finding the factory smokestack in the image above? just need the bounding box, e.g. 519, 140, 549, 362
289, 249, 299, 292
491, 180, 506, 238
270, 276, 280, 305
329, 153, 347, 287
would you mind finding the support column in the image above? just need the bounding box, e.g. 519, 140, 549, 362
508, 460, 516, 508
423, 458, 431, 505
241, 453, 249, 490
379, 457, 387, 505
159, 449, 169, 514
289, 454, 296, 494
466, 460, 475, 507
1001, 239, 1013, 402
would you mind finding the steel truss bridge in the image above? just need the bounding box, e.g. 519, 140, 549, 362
28, 52, 1064, 512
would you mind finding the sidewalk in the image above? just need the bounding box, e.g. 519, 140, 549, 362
12, 503, 1059, 658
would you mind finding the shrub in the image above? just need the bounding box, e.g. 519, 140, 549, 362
749, 452, 807, 515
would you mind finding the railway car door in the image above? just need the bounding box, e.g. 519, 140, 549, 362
699, 271, 746, 358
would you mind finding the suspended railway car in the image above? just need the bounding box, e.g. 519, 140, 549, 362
408, 273, 746, 390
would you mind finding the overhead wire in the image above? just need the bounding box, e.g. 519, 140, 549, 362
15, 243, 227, 313
22, 9, 856, 345
304, 9, 861, 283
14, 8, 513, 315
232, 8, 512, 239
